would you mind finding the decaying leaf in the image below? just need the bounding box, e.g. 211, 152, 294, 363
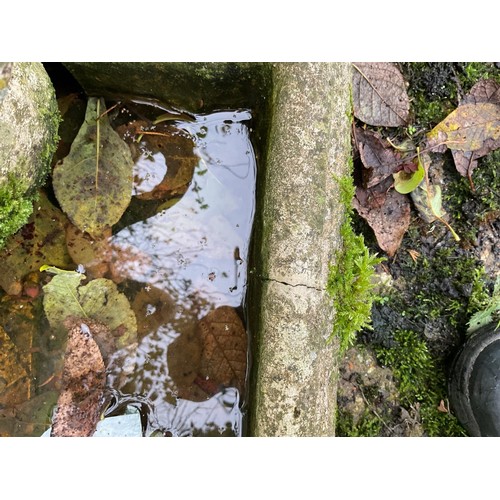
410, 182, 445, 223
131, 285, 176, 338
354, 127, 403, 187
42, 267, 137, 349
0, 325, 30, 406
426, 102, 500, 153
52, 97, 134, 238
352, 62, 410, 127
197, 306, 247, 397
167, 321, 204, 401
452, 80, 500, 178
462, 79, 500, 106
50, 320, 106, 436
353, 177, 411, 257
0, 191, 73, 295
65, 224, 112, 279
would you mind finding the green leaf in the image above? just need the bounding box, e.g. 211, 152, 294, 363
52, 97, 133, 238
410, 182, 445, 223
393, 160, 425, 194
42, 268, 137, 348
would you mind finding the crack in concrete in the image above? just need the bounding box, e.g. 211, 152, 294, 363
260, 275, 323, 293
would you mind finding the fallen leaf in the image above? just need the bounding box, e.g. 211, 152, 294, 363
167, 320, 204, 401
0, 191, 73, 295
197, 306, 247, 397
353, 177, 411, 257
0, 326, 30, 406
354, 127, 403, 187
462, 79, 500, 106
50, 320, 106, 437
410, 181, 445, 223
65, 224, 112, 279
453, 80, 500, 178
426, 102, 500, 153
42, 267, 137, 349
131, 285, 176, 338
352, 62, 410, 127
393, 159, 425, 194
52, 97, 134, 238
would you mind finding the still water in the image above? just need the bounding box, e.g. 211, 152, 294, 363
0, 100, 256, 436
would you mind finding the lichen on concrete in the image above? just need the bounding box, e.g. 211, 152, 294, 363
248, 63, 352, 436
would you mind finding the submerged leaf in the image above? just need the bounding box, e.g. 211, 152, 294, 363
352, 62, 410, 127
50, 320, 106, 437
52, 97, 134, 238
197, 306, 247, 397
42, 268, 137, 348
0, 326, 30, 406
0, 191, 73, 295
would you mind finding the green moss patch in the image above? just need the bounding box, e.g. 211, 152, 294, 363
0, 176, 35, 248
327, 175, 383, 352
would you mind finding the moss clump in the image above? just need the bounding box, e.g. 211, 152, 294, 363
327, 175, 383, 352
336, 407, 382, 437
0, 176, 35, 248
373, 330, 466, 436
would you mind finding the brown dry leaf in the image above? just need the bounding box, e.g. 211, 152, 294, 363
0, 325, 30, 406
354, 127, 403, 188
197, 306, 247, 397
50, 318, 106, 437
352, 62, 410, 127
0, 191, 73, 295
452, 80, 500, 178
426, 102, 500, 153
353, 177, 411, 257
462, 79, 500, 106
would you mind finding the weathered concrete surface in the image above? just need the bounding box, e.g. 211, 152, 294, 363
63, 62, 271, 113
0, 62, 60, 245
248, 63, 352, 436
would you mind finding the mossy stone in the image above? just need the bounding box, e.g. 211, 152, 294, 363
0, 62, 61, 247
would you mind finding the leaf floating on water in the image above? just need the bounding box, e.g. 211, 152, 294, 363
52, 97, 134, 238
42, 267, 137, 348
353, 177, 411, 257
50, 320, 106, 437
197, 306, 247, 397
352, 63, 410, 127
0, 191, 73, 295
